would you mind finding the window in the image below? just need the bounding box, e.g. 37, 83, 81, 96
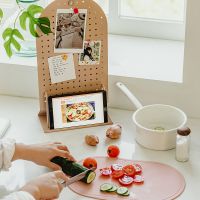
95, 0, 186, 40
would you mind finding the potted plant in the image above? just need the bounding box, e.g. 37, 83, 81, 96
0, 0, 51, 57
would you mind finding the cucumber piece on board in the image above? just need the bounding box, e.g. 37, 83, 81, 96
107, 185, 118, 192
117, 187, 128, 195
121, 190, 130, 196
100, 183, 113, 191
51, 156, 96, 184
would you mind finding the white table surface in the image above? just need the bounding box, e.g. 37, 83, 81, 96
0, 95, 199, 200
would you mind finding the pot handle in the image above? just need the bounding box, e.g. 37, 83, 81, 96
116, 82, 143, 110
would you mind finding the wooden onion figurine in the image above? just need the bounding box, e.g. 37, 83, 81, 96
106, 124, 122, 139
85, 135, 99, 146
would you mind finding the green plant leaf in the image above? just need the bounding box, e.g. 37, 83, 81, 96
4, 40, 12, 58
37, 17, 52, 35
29, 18, 38, 37
0, 8, 3, 19
2, 28, 13, 40
2, 28, 24, 57
11, 37, 21, 51
28, 4, 43, 16
19, 5, 51, 37
13, 29, 24, 40
19, 12, 29, 30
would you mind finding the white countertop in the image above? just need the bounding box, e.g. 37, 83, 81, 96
0, 95, 200, 200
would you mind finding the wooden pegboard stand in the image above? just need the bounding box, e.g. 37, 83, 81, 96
36, 0, 112, 133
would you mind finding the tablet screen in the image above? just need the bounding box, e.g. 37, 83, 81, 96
48, 91, 107, 129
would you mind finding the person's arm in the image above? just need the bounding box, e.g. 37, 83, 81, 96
12, 142, 75, 170
0, 138, 16, 171
0, 171, 68, 200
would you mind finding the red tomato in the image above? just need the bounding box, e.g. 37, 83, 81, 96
111, 164, 123, 171
133, 175, 144, 183
83, 157, 97, 170
118, 175, 134, 186
123, 165, 136, 177
107, 145, 120, 158
99, 168, 112, 176
111, 170, 124, 179
133, 164, 142, 174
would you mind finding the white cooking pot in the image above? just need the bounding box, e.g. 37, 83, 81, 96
116, 82, 187, 150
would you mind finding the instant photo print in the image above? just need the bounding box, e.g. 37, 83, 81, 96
54, 9, 87, 53
79, 41, 101, 65
48, 91, 108, 129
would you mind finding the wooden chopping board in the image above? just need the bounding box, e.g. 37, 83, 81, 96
68, 157, 185, 200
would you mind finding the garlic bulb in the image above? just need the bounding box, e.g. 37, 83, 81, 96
85, 135, 99, 146
106, 124, 122, 139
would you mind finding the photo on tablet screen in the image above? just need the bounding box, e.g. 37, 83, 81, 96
54, 9, 87, 53
48, 91, 107, 129
61, 101, 96, 123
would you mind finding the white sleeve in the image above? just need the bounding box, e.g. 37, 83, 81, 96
1, 191, 35, 200
0, 139, 16, 171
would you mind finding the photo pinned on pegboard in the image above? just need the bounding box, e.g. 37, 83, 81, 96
79, 41, 101, 65
54, 9, 87, 53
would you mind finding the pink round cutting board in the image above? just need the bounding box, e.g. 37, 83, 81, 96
68, 157, 185, 200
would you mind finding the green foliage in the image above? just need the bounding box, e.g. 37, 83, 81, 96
3, 28, 24, 57
19, 4, 51, 37
0, 8, 3, 23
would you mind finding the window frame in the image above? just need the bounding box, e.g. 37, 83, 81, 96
108, 0, 186, 41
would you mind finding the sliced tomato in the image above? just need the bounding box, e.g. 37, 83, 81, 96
133, 175, 144, 183
111, 164, 123, 171
133, 164, 142, 174
112, 170, 124, 179
99, 168, 112, 176
118, 175, 134, 186
123, 165, 136, 177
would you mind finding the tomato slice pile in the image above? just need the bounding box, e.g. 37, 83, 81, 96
111, 164, 123, 171
119, 175, 134, 186
133, 164, 142, 174
133, 175, 144, 183
122, 165, 136, 177
99, 163, 144, 186
100, 167, 112, 176
112, 170, 124, 179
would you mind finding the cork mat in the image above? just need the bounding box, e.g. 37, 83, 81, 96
69, 157, 185, 200
36, 0, 112, 132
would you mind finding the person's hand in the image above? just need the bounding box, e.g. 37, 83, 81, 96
13, 142, 76, 170
20, 171, 68, 200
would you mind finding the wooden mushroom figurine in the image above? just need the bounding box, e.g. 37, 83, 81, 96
85, 135, 99, 146
106, 124, 122, 139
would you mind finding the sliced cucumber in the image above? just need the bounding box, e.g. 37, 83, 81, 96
117, 187, 128, 195
121, 190, 130, 196
86, 171, 96, 184
100, 183, 113, 191
108, 185, 118, 192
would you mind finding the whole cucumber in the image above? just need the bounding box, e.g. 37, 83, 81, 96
51, 156, 96, 184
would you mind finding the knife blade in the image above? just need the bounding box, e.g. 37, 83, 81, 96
58, 167, 96, 187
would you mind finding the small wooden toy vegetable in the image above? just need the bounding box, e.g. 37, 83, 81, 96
85, 135, 99, 146
106, 124, 122, 139
51, 156, 96, 184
